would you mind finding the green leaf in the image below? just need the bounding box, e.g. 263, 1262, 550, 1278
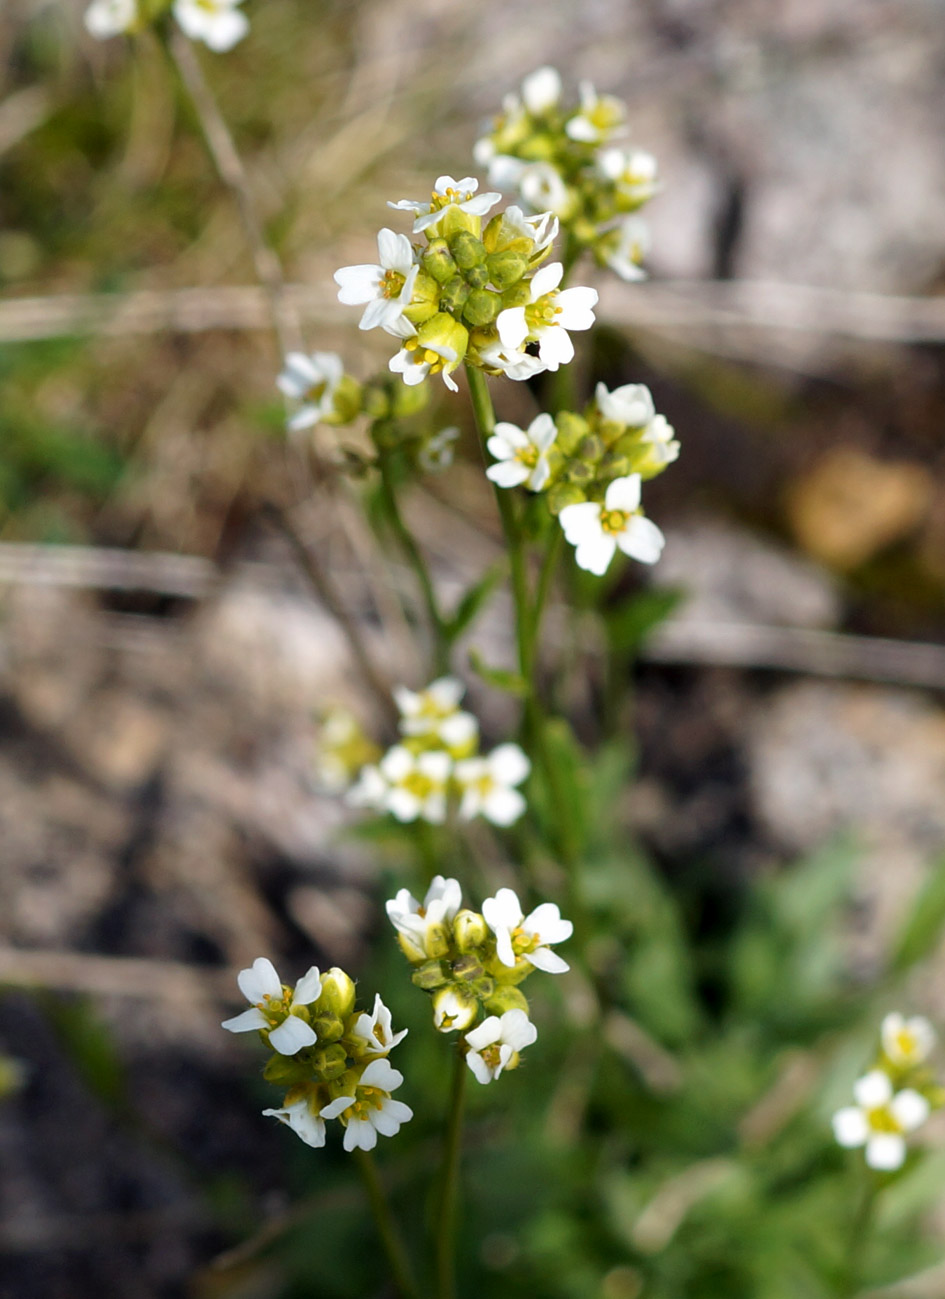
467, 646, 527, 695
605, 586, 686, 655
890, 858, 945, 973
445, 561, 506, 644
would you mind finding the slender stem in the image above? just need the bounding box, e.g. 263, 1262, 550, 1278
436, 1047, 467, 1299
377, 450, 449, 676
167, 29, 302, 358
523, 526, 563, 680
841, 1175, 878, 1297
354, 1149, 420, 1299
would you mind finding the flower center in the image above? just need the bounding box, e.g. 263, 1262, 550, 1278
600, 508, 629, 535
303, 380, 328, 405
345, 1086, 385, 1122
867, 1105, 903, 1135
895, 1031, 918, 1060
510, 925, 538, 956
514, 445, 539, 468
382, 268, 406, 300
481, 1044, 502, 1069
402, 771, 437, 799
526, 294, 561, 330
431, 186, 472, 211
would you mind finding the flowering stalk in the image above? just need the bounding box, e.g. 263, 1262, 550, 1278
436, 1048, 467, 1299
353, 1149, 421, 1299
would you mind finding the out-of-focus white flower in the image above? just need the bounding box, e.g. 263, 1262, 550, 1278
596, 148, 659, 205
262, 1095, 326, 1147
221, 957, 322, 1055
394, 677, 477, 745
637, 414, 680, 472
520, 162, 573, 219
321, 1058, 413, 1152
455, 743, 531, 826
173, 0, 249, 51
882, 1014, 936, 1070
521, 66, 562, 115
600, 215, 650, 282
346, 763, 388, 811
386, 875, 463, 961
465, 1009, 538, 1083
482, 887, 572, 973
348, 994, 408, 1058
497, 205, 560, 256
84, 0, 137, 38
559, 474, 664, 575
833, 1070, 930, 1170
333, 229, 419, 335
486, 414, 557, 491
496, 261, 597, 372
595, 382, 655, 428
477, 338, 546, 382
276, 351, 343, 431
565, 81, 627, 144
379, 746, 451, 822
389, 175, 500, 235
418, 426, 460, 473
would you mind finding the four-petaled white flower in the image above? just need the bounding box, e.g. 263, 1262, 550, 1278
565, 81, 627, 144
486, 415, 557, 492
521, 66, 562, 116
596, 148, 659, 206
386, 875, 463, 961
496, 262, 597, 372
595, 382, 655, 428
389, 330, 462, 393
833, 1070, 930, 1170
348, 994, 409, 1058
320, 1058, 413, 1152
520, 163, 573, 219
389, 175, 500, 236
394, 677, 476, 746
379, 746, 451, 822
333, 229, 419, 335
465, 1009, 538, 1084
638, 414, 680, 471
455, 744, 531, 826
882, 1013, 936, 1070
84, 0, 137, 38
418, 426, 460, 473
173, 0, 249, 51
601, 216, 650, 282
221, 957, 322, 1055
477, 338, 546, 382
498, 206, 560, 257
482, 887, 573, 973
559, 475, 665, 576
262, 1095, 326, 1148
276, 351, 343, 431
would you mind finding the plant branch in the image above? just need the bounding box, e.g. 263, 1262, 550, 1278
354, 1149, 420, 1299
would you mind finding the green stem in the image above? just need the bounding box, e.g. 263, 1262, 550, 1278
436, 1047, 467, 1299
354, 1148, 420, 1299
841, 1175, 878, 1296
524, 526, 563, 679
378, 449, 449, 675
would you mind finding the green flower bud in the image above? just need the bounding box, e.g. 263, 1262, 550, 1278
463, 263, 490, 289
362, 382, 391, 421
453, 909, 489, 952
263, 1054, 311, 1086
416, 313, 470, 379
463, 288, 501, 327
438, 204, 481, 241
423, 919, 453, 960
451, 953, 485, 982
555, 411, 591, 456
547, 482, 588, 515
412, 958, 450, 990
438, 276, 470, 315
391, 378, 430, 418
403, 269, 441, 325
501, 282, 532, 310
323, 374, 362, 425
565, 459, 595, 485
471, 975, 495, 1001
423, 238, 458, 284
483, 985, 530, 1017
370, 419, 401, 451
599, 451, 632, 480
310, 1043, 349, 1082
449, 231, 486, 269
485, 249, 529, 289
578, 434, 606, 464
310, 1013, 345, 1044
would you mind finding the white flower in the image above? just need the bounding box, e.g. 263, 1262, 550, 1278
486, 414, 557, 492
418, 426, 460, 473
498, 205, 560, 256
262, 1096, 326, 1148
333, 229, 419, 335
595, 382, 655, 428
379, 746, 451, 822
348, 994, 408, 1058
638, 414, 680, 471
600, 216, 650, 282
477, 338, 546, 382
276, 351, 343, 431
559, 475, 665, 576
482, 887, 572, 973
395, 677, 474, 739
388, 330, 462, 393
173, 0, 248, 51
389, 175, 500, 236
221, 957, 322, 1055
882, 1014, 936, 1069
596, 148, 659, 205
84, 0, 137, 38
465, 1009, 538, 1084
455, 744, 531, 826
520, 163, 573, 219
832, 1070, 930, 1170
386, 875, 463, 961
496, 262, 597, 372
320, 1058, 413, 1152
565, 81, 627, 144
521, 66, 562, 115
346, 763, 388, 811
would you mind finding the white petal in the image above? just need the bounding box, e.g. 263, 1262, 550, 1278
866, 1134, 906, 1171
426, 875, 462, 915
334, 264, 382, 305
268, 1016, 318, 1055
262, 1104, 326, 1148
487, 461, 531, 489
377, 228, 414, 273
360, 1058, 403, 1091
438, 712, 479, 749
499, 1009, 538, 1051
537, 326, 574, 370
604, 474, 642, 512
832, 1107, 869, 1148
320, 1095, 355, 1120
494, 928, 516, 968
360, 296, 397, 331
555, 286, 598, 331
558, 501, 602, 544
524, 902, 572, 944
482, 787, 526, 826
496, 307, 529, 351
890, 1090, 930, 1132
467, 1052, 495, 1084
380, 746, 414, 780
530, 262, 564, 298
238, 957, 282, 1005
465, 1018, 501, 1051
463, 192, 502, 216
492, 422, 530, 451
387, 788, 421, 821
575, 533, 617, 576
370, 1107, 404, 1137
489, 743, 531, 786
292, 967, 322, 1005
483, 888, 524, 930
854, 1071, 893, 1110
344, 1118, 377, 1152
528, 457, 551, 491
617, 516, 665, 565
526, 946, 570, 973
528, 413, 557, 452
379, 1098, 413, 1125
522, 66, 561, 114
418, 750, 451, 781
221, 1007, 269, 1033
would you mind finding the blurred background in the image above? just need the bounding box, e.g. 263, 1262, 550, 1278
1, 0, 945, 1295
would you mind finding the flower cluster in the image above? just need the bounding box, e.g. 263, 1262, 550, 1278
832, 1013, 942, 1171
346, 676, 530, 827
84, 0, 250, 51
474, 67, 657, 281
387, 876, 571, 1083
487, 381, 676, 574
222, 958, 412, 1151
334, 178, 598, 390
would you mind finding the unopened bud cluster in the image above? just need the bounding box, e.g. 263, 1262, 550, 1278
222, 958, 412, 1151
487, 381, 678, 575
335, 178, 599, 389
833, 1013, 943, 1170
387, 876, 571, 1083
475, 66, 657, 282
84, 0, 249, 51
346, 676, 530, 827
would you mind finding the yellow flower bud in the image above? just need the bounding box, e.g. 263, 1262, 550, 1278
432, 986, 479, 1033
484, 985, 530, 1017
316, 967, 357, 1019
453, 909, 489, 952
